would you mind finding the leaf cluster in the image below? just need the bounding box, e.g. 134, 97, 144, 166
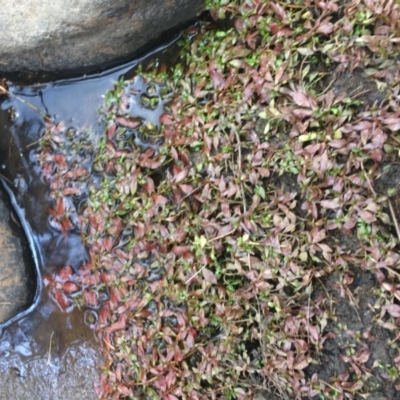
36, 0, 400, 399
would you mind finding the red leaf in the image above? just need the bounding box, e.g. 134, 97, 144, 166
385, 121, 400, 131
143, 177, 155, 194
290, 90, 314, 108
160, 113, 173, 125
107, 123, 117, 140
99, 304, 110, 325
172, 245, 191, 256
62, 187, 80, 196
109, 287, 121, 307
105, 314, 127, 333
54, 290, 71, 311
81, 272, 101, 286
179, 184, 194, 195
320, 199, 341, 209
57, 265, 74, 281
199, 253, 211, 265
116, 116, 141, 129
170, 228, 187, 243
386, 304, 400, 318
83, 289, 98, 307
115, 363, 123, 382
275, 61, 287, 85
154, 194, 169, 205
317, 22, 334, 35
358, 210, 376, 223
328, 139, 347, 149
186, 332, 195, 349
62, 282, 79, 293
270, 2, 287, 21
202, 268, 217, 284
65, 167, 88, 179
209, 63, 224, 89
61, 218, 74, 231
54, 198, 65, 217
117, 385, 131, 396
312, 229, 326, 244
174, 169, 188, 183
165, 370, 177, 388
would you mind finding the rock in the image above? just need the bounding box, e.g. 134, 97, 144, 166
0, 188, 34, 325
0, 0, 204, 81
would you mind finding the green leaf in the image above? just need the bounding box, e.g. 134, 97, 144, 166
254, 185, 266, 200
258, 111, 268, 119
199, 235, 207, 248
299, 133, 317, 142
297, 47, 314, 56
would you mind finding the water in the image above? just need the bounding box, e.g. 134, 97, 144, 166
0, 36, 180, 399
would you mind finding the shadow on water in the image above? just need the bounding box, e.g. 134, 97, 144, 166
0, 36, 182, 399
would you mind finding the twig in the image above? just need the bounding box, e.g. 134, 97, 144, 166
350, 88, 373, 100
233, 129, 247, 213
103, 337, 115, 351
299, 55, 309, 86
320, 380, 342, 393
26, 137, 45, 149
317, 75, 337, 96
46, 331, 54, 365
177, 184, 204, 208
209, 228, 236, 243
388, 199, 400, 243
306, 293, 311, 346
384, 265, 400, 279
345, 287, 362, 323
361, 161, 400, 244
0, 85, 51, 122
185, 264, 206, 285
0, 172, 16, 188
390, 135, 400, 145
361, 161, 376, 196
0, 173, 30, 200
316, 277, 333, 315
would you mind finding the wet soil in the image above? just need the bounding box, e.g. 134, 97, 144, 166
305, 68, 400, 399
306, 269, 399, 400
252, 66, 400, 400
325, 67, 388, 107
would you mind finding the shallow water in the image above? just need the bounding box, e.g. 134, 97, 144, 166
0, 37, 180, 399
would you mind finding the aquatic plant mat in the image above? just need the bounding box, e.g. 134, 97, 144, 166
34, 0, 400, 398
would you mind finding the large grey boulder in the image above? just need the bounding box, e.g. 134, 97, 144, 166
0, 0, 204, 80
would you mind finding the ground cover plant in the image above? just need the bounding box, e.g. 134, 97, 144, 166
35, 0, 400, 398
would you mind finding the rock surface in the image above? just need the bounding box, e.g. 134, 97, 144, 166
0, 0, 203, 81
0, 188, 33, 325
